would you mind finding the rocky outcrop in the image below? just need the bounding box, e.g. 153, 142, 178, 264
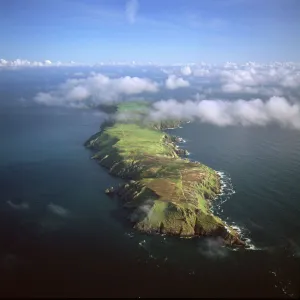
103, 180, 244, 246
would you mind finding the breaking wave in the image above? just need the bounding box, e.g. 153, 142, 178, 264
213, 171, 263, 251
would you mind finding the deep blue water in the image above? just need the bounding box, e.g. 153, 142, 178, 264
0, 73, 300, 297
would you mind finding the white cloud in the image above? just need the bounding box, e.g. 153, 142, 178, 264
126, 0, 139, 24
193, 67, 211, 77
163, 62, 300, 99
34, 73, 159, 107
181, 66, 192, 76
219, 65, 300, 95
0, 58, 80, 68
149, 97, 300, 130
0, 58, 165, 68
4, 58, 300, 102
0, 59, 8, 65
66, 86, 90, 101
165, 75, 190, 90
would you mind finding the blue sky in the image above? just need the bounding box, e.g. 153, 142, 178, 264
2, 0, 300, 64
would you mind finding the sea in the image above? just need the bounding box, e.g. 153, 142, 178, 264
0, 69, 299, 298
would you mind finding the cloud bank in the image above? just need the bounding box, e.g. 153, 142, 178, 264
219, 65, 300, 94
174, 62, 300, 99
149, 97, 300, 130
126, 0, 139, 24
165, 75, 190, 89
34, 73, 158, 107
0, 58, 79, 68
26, 60, 300, 132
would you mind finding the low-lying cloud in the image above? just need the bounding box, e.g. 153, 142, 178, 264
0, 58, 78, 68
34, 73, 159, 107
197, 237, 229, 259
219, 66, 300, 94
164, 62, 300, 99
7, 200, 29, 210
149, 97, 300, 130
165, 75, 190, 90
27, 61, 300, 131
130, 199, 154, 222
47, 203, 70, 217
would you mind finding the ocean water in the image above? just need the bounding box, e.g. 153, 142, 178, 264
0, 80, 300, 297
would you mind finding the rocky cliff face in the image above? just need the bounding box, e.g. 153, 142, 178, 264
105, 180, 244, 246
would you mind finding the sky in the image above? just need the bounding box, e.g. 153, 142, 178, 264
1, 0, 300, 64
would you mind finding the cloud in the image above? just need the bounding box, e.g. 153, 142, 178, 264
0, 58, 165, 68
130, 199, 154, 222
44, 60, 52, 65
7, 200, 29, 210
192, 62, 300, 96
181, 66, 192, 76
198, 237, 228, 259
126, 0, 139, 24
161, 62, 300, 101
47, 203, 70, 217
34, 73, 159, 107
148, 97, 300, 130
8, 59, 300, 105
165, 75, 190, 90
193, 67, 211, 77
0, 58, 79, 68
218, 65, 300, 98
220, 66, 300, 92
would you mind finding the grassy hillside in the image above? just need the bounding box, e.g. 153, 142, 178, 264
85, 102, 244, 246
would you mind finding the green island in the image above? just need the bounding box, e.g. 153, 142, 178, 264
85, 101, 245, 246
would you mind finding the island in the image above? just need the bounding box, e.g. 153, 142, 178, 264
85, 101, 245, 246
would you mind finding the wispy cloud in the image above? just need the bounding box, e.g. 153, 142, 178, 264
130, 199, 154, 222
126, 0, 139, 24
197, 237, 229, 259
47, 203, 70, 218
